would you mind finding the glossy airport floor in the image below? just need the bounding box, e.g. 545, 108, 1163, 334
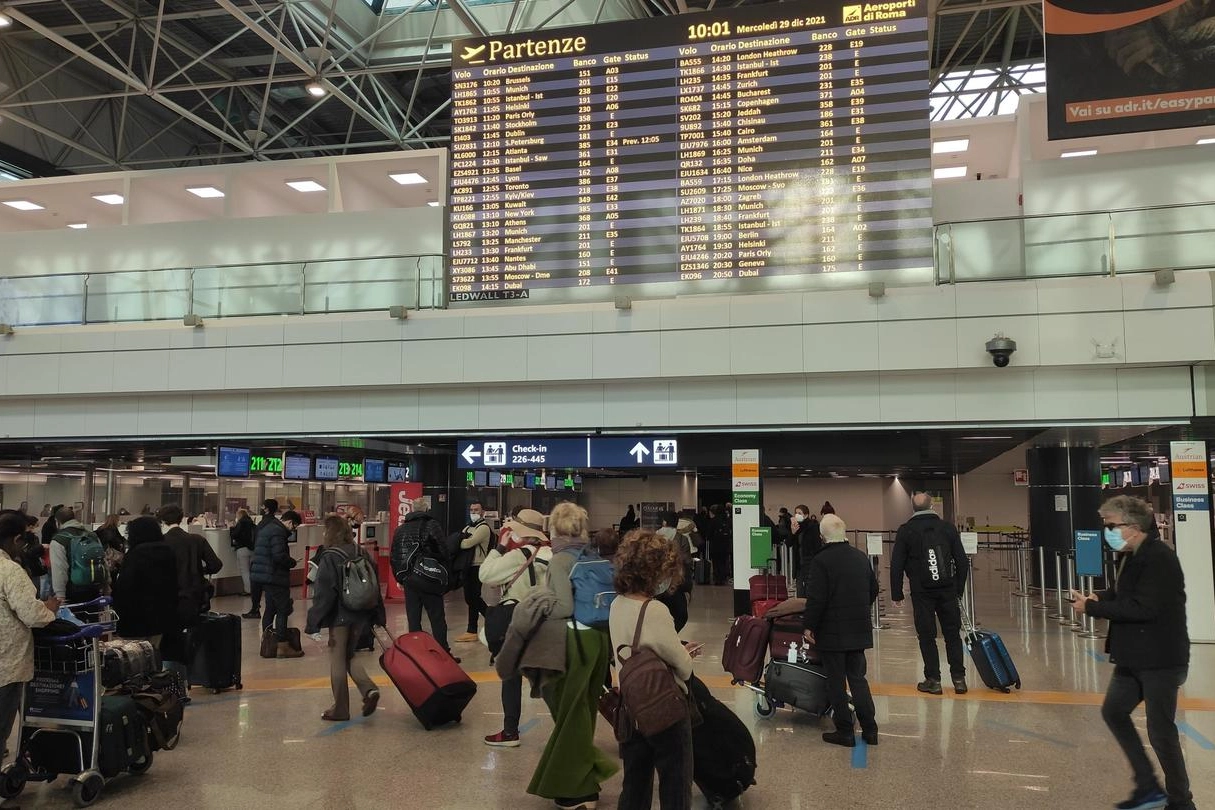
4, 554, 1214, 809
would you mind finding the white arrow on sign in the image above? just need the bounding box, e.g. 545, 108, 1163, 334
629, 442, 651, 463
461, 445, 482, 465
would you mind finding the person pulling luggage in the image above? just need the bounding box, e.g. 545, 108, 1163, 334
390, 496, 457, 660
802, 514, 879, 748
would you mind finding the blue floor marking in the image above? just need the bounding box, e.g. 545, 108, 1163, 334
518, 718, 540, 735
1178, 722, 1215, 751
851, 739, 868, 769
1086, 651, 1108, 663
983, 719, 1075, 748
317, 715, 369, 737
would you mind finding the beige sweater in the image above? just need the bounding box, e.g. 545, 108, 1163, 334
609, 595, 694, 693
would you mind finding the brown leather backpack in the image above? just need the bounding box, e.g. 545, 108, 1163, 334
616, 599, 688, 739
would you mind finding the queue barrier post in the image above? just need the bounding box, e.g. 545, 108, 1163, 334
1048, 551, 1067, 620
1062, 552, 1082, 629
1033, 546, 1051, 610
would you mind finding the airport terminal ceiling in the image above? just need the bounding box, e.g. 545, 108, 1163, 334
0, 0, 1045, 175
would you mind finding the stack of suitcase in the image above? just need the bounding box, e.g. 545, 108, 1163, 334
749, 564, 788, 618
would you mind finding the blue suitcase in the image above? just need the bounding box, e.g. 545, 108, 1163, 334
965, 629, 1021, 693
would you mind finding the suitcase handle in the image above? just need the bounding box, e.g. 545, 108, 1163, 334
958, 597, 977, 634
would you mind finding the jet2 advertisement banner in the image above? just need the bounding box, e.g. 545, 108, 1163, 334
1045, 0, 1215, 139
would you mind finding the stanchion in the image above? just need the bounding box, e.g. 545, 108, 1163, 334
1061, 553, 1082, 628
1033, 546, 1050, 610
1012, 541, 1031, 598
1078, 575, 1104, 639
870, 556, 888, 630
1048, 551, 1067, 619
965, 554, 977, 627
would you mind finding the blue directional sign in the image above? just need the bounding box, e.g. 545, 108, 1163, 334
590, 438, 679, 467
457, 437, 588, 469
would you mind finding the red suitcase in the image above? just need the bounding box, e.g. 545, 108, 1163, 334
722, 615, 769, 684
748, 573, 787, 604
752, 599, 781, 618
379, 631, 477, 729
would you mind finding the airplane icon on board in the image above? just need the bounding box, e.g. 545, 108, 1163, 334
461, 44, 486, 63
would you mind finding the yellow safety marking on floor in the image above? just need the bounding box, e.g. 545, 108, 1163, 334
220, 671, 1215, 712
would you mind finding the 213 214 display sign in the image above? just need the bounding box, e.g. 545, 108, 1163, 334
448, 0, 932, 305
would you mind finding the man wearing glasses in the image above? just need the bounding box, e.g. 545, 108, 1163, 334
1071, 495, 1192, 810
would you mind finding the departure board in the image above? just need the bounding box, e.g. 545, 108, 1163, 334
448, 0, 932, 304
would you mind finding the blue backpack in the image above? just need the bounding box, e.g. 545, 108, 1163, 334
564, 546, 616, 628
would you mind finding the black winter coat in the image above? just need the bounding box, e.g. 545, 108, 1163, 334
803, 541, 878, 652
796, 519, 823, 569
890, 512, 969, 600
162, 527, 223, 622
113, 542, 179, 638
305, 544, 387, 634
229, 515, 257, 551
250, 518, 292, 588
1087, 537, 1190, 670
390, 511, 445, 581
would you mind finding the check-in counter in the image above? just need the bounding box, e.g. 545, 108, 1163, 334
203, 523, 318, 595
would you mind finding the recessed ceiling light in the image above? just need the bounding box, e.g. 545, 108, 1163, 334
427, 201, 441, 207
306, 80, 326, 98
286, 179, 326, 193
3, 200, 44, 211
389, 171, 427, 185
186, 186, 225, 199
92, 193, 125, 205
960, 436, 1013, 440
0, 14, 11, 27
933, 166, 968, 180
1197, 137, 1215, 145
1061, 149, 1097, 158
932, 138, 970, 154
67, 222, 88, 229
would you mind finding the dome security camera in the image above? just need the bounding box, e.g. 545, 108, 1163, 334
986, 334, 1017, 368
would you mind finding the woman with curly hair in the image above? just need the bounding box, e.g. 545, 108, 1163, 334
609, 529, 694, 810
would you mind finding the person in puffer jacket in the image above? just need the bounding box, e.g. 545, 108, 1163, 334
251, 508, 303, 659
479, 508, 552, 748
389, 497, 455, 658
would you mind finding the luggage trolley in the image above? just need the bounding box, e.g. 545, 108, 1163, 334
0, 597, 152, 807
733, 598, 836, 721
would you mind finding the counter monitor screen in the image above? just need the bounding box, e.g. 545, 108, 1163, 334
525, 472, 537, 489
1157, 464, 1171, 484
216, 446, 251, 478
448, 0, 932, 304
488, 470, 502, 487
387, 462, 409, 483
364, 458, 387, 483
546, 474, 557, 491
474, 470, 488, 487
314, 455, 340, 482
283, 453, 312, 481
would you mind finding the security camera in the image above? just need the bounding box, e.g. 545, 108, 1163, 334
985, 334, 1017, 368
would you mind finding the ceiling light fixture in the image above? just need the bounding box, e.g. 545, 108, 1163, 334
186, 186, 225, 199
92, 193, 124, 205
389, 171, 427, 185
1197, 137, 1215, 145
67, 222, 88, 229
1061, 149, 1097, 158
427, 201, 441, 207
933, 165, 968, 180
3, 200, 44, 211
932, 138, 970, 154
960, 436, 1013, 440
0, 13, 11, 27
306, 79, 327, 98
286, 179, 326, 193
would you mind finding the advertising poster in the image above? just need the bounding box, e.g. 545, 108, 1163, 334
25, 669, 96, 726
386, 482, 424, 601
639, 502, 675, 531
1046, 1, 1215, 139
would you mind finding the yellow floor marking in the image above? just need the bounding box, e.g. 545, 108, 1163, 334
222, 671, 1215, 711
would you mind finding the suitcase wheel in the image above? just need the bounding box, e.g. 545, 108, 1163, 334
128, 751, 153, 775
71, 772, 104, 808
1, 764, 27, 799
754, 696, 776, 720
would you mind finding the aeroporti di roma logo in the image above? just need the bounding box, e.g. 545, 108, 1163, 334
843, 5, 863, 23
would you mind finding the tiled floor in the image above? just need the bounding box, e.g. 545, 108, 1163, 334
4, 553, 1213, 809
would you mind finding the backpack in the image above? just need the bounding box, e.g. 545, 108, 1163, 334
918, 523, 956, 591
56, 526, 107, 589
565, 546, 616, 628
337, 546, 380, 612
615, 599, 689, 739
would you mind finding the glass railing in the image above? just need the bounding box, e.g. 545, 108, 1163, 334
0, 254, 445, 327
934, 201, 1215, 283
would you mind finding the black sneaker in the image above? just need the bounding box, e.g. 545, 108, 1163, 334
1115, 787, 1167, 810
953, 677, 969, 694
241, 610, 261, 620
861, 729, 879, 746
822, 730, 856, 748
917, 678, 943, 695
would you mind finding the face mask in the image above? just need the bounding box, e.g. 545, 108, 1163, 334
1104, 526, 1127, 551
654, 579, 671, 597
793, 513, 805, 523
470, 512, 481, 523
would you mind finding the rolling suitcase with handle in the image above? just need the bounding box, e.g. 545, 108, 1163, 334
961, 599, 1021, 692
379, 630, 477, 729
186, 612, 242, 693
721, 614, 768, 684
688, 675, 756, 809
749, 559, 787, 616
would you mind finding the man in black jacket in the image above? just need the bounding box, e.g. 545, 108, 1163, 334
803, 514, 879, 748
1072, 495, 1192, 810
159, 504, 223, 627
390, 497, 455, 658
251, 507, 303, 659
890, 492, 969, 695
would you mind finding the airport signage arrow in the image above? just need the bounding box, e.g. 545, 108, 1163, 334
461, 444, 481, 465
629, 442, 650, 463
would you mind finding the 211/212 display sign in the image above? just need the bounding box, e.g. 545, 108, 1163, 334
448, 0, 932, 304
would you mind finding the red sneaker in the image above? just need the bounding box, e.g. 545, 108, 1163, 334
483, 730, 521, 748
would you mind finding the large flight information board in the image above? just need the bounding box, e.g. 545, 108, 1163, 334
448, 0, 931, 304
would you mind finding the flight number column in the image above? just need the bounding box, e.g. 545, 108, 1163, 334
478, 75, 505, 288
447, 76, 480, 293
676, 51, 710, 282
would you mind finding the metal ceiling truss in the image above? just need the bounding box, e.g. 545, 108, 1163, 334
0, 0, 1047, 175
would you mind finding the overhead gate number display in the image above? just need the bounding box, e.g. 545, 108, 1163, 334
448, 0, 932, 304
457, 437, 679, 468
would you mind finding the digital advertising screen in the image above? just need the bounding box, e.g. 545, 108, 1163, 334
364, 458, 387, 483
449, 0, 932, 304
314, 455, 340, 482
283, 453, 312, 481
217, 446, 251, 478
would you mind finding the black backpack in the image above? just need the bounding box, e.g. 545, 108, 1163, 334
917, 524, 956, 591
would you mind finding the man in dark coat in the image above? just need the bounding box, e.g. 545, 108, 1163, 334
158, 504, 223, 629
803, 514, 879, 748
890, 492, 969, 695
251, 507, 303, 659
390, 497, 455, 658
1072, 495, 1192, 810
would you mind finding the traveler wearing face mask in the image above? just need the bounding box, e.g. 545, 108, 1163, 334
793, 505, 821, 592
455, 500, 492, 644
1071, 495, 1192, 810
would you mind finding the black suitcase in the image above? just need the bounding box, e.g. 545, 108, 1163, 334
694, 558, 711, 586
186, 612, 242, 693
765, 659, 830, 716
97, 695, 152, 777
688, 676, 756, 808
